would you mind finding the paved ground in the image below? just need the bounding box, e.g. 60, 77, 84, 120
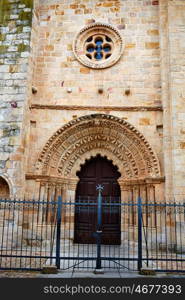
0, 269, 185, 278
0, 270, 39, 278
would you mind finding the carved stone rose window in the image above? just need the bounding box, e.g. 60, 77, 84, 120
73, 23, 124, 69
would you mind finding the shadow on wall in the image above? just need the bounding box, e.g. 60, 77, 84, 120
0, 177, 10, 198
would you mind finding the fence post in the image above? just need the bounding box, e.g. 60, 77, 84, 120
138, 196, 142, 271
56, 196, 62, 269
94, 185, 104, 274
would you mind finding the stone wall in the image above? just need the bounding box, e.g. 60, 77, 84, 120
167, 0, 185, 200
0, 0, 33, 196
27, 0, 163, 192
160, 0, 185, 201
1, 0, 184, 201
32, 0, 161, 108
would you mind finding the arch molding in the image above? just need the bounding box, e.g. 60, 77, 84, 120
36, 114, 161, 181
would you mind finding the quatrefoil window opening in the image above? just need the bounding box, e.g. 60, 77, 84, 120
73, 23, 124, 69
85, 35, 113, 61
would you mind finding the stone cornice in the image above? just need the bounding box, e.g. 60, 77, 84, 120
30, 104, 163, 112
25, 173, 55, 180
26, 174, 164, 186
118, 176, 165, 187
26, 174, 63, 181
25, 174, 79, 185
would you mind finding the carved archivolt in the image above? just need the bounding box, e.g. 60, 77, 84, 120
36, 114, 161, 179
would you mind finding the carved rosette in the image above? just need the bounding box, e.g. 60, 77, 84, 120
36, 114, 161, 180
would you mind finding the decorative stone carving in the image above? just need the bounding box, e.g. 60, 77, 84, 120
73, 23, 124, 69
36, 114, 161, 180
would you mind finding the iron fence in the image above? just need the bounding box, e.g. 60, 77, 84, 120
0, 198, 57, 270
141, 201, 185, 272
0, 195, 185, 273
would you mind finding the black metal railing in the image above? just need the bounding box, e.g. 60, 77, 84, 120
0, 195, 185, 273
140, 201, 185, 272
0, 198, 57, 270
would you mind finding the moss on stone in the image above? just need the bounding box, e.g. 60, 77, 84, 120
18, 43, 29, 52
16, 25, 24, 34
0, 34, 6, 41
0, 0, 33, 57
0, 0, 12, 24
0, 0, 33, 25
19, 10, 32, 25
0, 45, 8, 54
20, 0, 33, 9
3, 125, 20, 137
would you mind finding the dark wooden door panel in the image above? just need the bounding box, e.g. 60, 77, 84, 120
75, 155, 121, 245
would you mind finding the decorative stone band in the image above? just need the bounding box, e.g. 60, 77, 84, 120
26, 174, 164, 202
26, 174, 164, 186
118, 177, 165, 203
73, 22, 124, 69
30, 104, 163, 112
35, 114, 161, 180
26, 174, 78, 186
118, 177, 165, 188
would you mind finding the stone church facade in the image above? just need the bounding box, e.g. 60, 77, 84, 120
0, 0, 185, 203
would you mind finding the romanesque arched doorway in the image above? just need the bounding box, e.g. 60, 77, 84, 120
34, 114, 163, 214
32, 114, 163, 247
74, 155, 121, 245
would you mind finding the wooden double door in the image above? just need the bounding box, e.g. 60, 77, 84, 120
74, 155, 121, 245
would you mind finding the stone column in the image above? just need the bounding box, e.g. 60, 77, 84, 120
118, 179, 132, 202
62, 178, 79, 242
55, 184, 63, 202
118, 179, 139, 244
117, 178, 164, 245
39, 181, 46, 200
65, 178, 78, 201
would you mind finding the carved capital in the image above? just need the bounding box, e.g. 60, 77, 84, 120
67, 177, 79, 191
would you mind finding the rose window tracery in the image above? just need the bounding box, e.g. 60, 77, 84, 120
85, 35, 112, 61
73, 23, 124, 69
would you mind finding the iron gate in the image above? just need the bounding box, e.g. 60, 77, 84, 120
56, 187, 140, 272
0, 192, 185, 273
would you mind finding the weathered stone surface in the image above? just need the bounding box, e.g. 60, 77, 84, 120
0, 0, 33, 196
139, 268, 156, 276
0, 0, 184, 203
42, 265, 58, 274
